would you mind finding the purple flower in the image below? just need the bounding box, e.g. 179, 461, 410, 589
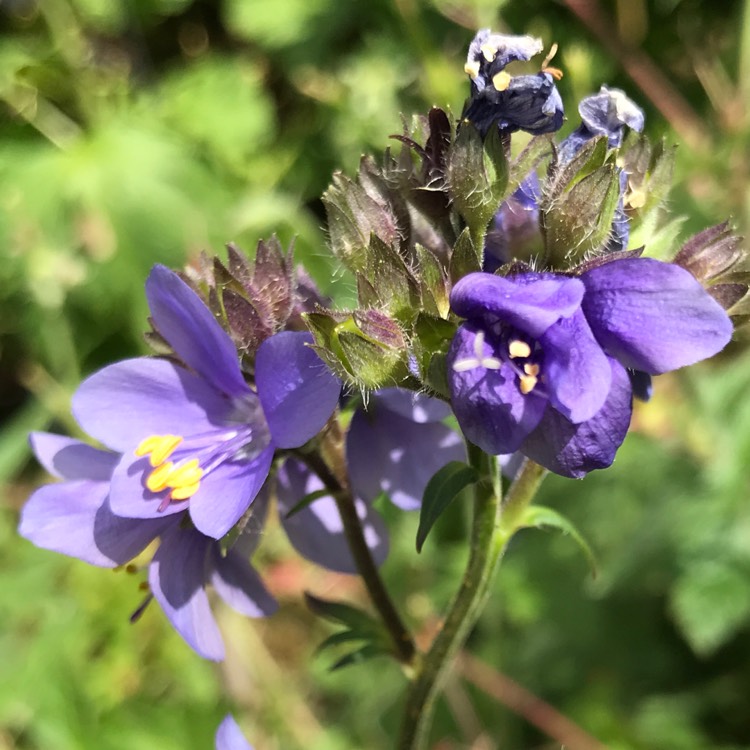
272, 457, 390, 574
216, 715, 253, 750
484, 174, 541, 270
559, 87, 645, 253
72, 265, 341, 540
347, 388, 466, 511
559, 86, 645, 161
267, 389, 465, 572
149, 523, 277, 661
19, 433, 276, 661
447, 259, 733, 477
462, 30, 564, 137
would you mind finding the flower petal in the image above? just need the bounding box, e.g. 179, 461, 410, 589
29, 432, 119, 481
581, 258, 733, 374
209, 546, 278, 617
255, 331, 340, 449
375, 388, 452, 423
188, 446, 274, 539
347, 404, 465, 511
450, 272, 584, 338
448, 324, 546, 454
149, 526, 224, 661
73, 358, 234, 452
276, 458, 389, 573
540, 309, 611, 423
216, 716, 254, 750
145, 265, 249, 398
20, 479, 172, 566
521, 357, 633, 478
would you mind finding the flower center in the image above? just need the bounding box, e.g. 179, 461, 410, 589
452, 328, 543, 396
134, 425, 259, 511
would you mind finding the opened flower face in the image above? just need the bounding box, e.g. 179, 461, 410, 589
448, 258, 733, 477
19, 432, 276, 661
72, 265, 341, 540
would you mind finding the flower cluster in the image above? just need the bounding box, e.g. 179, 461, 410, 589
18, 25, 745, 690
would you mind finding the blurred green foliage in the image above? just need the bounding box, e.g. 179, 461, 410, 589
3, 0, 750, 748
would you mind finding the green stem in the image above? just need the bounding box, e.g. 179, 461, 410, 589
397, 453, 546, 749
298, 445, 416, 667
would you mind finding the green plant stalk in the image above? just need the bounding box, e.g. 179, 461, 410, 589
397, 453, 547, 749
298, 441, 417, 667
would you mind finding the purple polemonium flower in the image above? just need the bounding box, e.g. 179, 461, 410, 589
448, 259, 733, 477
462, 29, 564, 137
269, 457, 390, 574
270, 389, 465, 572
19, 433, 276, 662
216, 715, 253, 750
559, 86, 645, 253
484, 173, 541, 270
347, 388, 466, 511
72, 265, 341, 540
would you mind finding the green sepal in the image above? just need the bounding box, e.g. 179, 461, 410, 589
322, 172, 402, 274
449, 227, 481, 283
516, 505, 598, 577
542, 163, 620, 266
416, 461, 479, 552
506, 134, 554, 196
415, 243, 450, 318
619, 134, 676, 216
305, 309, 408, 389
360, 234, 420, 320
446, 122, 508, 247
412, 312, 457, 393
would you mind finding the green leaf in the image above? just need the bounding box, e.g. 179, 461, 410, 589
518, 505, 598, 577
283, 489, 333, 519
304, 593, 382, 634
416, 461, 478, 552
329, 644, 385, 672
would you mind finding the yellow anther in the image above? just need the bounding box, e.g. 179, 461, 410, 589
146, 462, 175, 492
492, 71, 512, 91
135, 434, 184, 467
170, 482, 201, 501
151, 435, 183, 467
166, 459, 204, 489
519, 374, 538, 395
524, 363, 540, 377
543, 66, 564, 80
508, 340, 532, 359
135, 435, 165, 457
626, 188, 647, 209
464, 60, 480, 78
480, 43, 497, 62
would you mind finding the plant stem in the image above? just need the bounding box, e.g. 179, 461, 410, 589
298, 433, 416, 667
397, 453, 546, 749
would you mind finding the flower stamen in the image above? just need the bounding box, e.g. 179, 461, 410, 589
508, 340, 532, 359
135, 434, 183, 467
492, 71, 512, 91
519, 374, 538, 394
